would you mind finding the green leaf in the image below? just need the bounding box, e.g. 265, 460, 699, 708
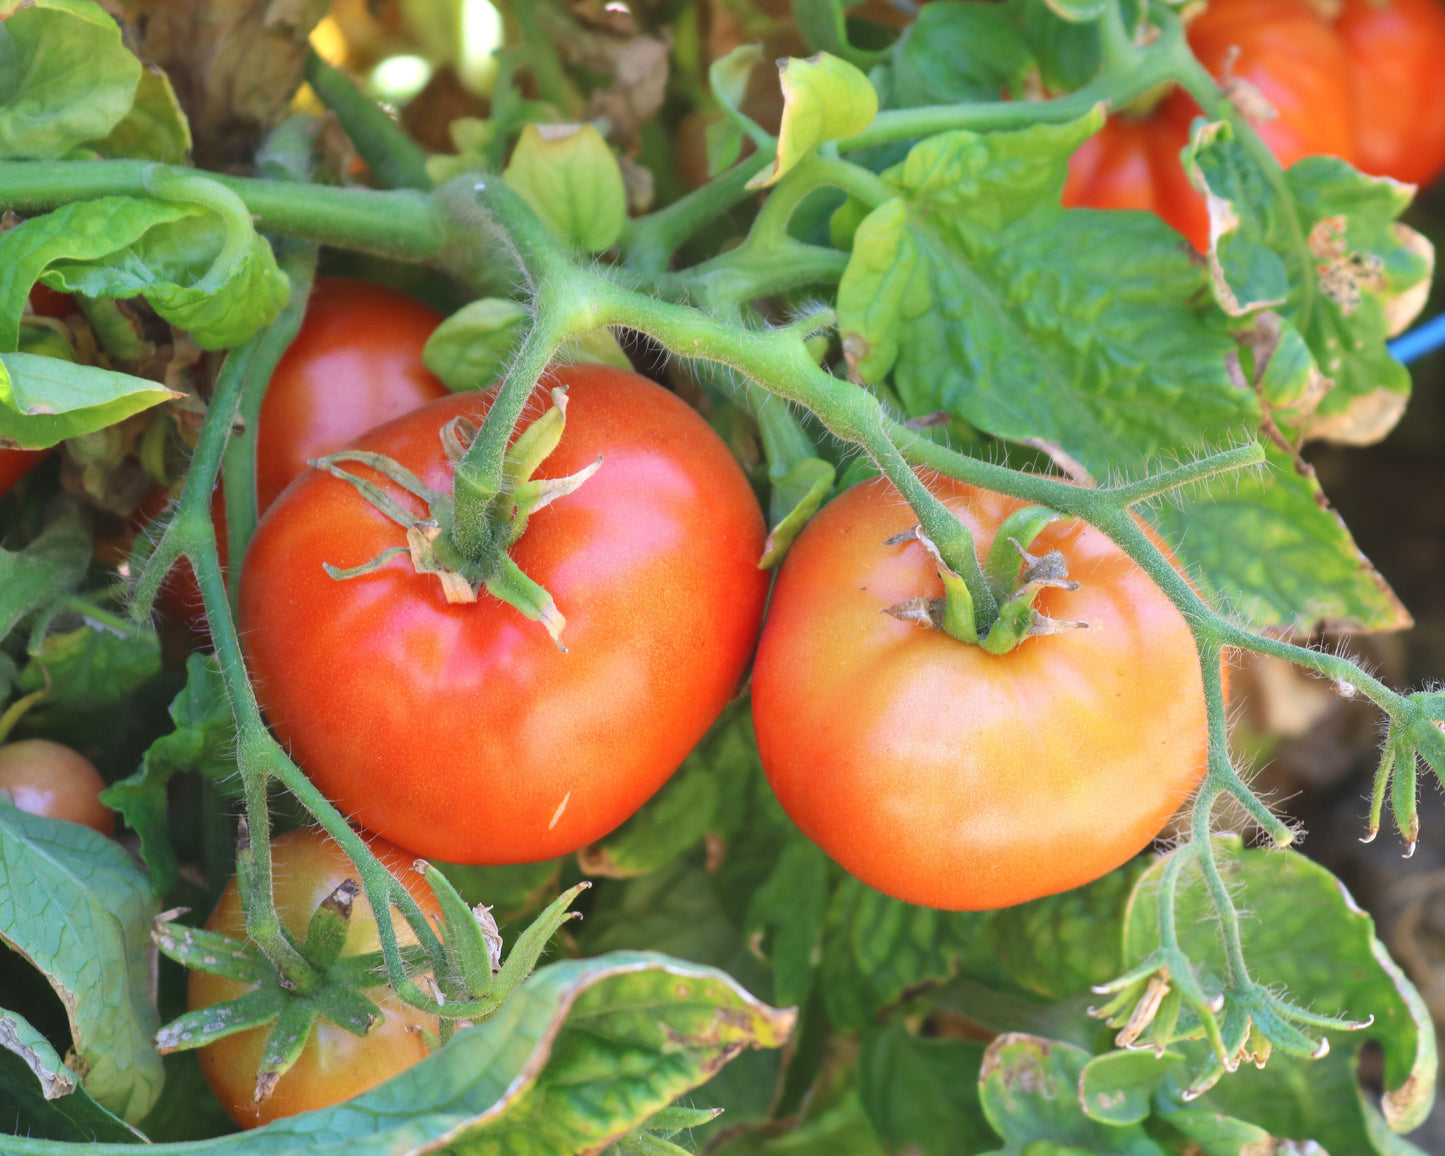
578, 749, 718, 879
1186, 122, 1429, 445
0, 195, 287, 353
0, 353, 178, 450
889, 3, 1035, 107
0, 0, 141, 160
87, 66, 191, 163
1151, 440, 1411, 632
858, 1018, 995, 1155
0, 1009, 144, 1143
745, 838, 830, 1008
0, 799, 163, 1123
1021, 0, 1102, 92
95, 953, 790, 1153
978, 1034, 1167, 1155
1156, 1108, 1276, 1156
423, 297, 528, 390
747, 53, 879, 189
837, 115, 1257, 472
820, 876, 993, 1031
1042, 0, 1109, 19
100, 654, 237, 896
760, 457, 835, 569
19, 618, 161, 715
0, 505, 90, 641
1079, 1049, 1183, 1126
988, 861, 1144, 1001
503, 123, 628, 253
1125, 839, 1437, 1133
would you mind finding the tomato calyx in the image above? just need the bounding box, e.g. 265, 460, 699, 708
152, 887, 399, 1110
312, 387, 601, 650
883, 504, 1087, 653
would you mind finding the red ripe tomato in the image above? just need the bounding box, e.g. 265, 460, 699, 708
0, 448, 47, 499
1064, 0, 1358, 251
1338, 0, 1445, 186
750, 476, 1210, 911
0, 740, 114, 836
141, 278, 449, 632
189, 827, 440, 1128
1061, 107, 1207, 252
27, 285, 75, 319
253, 277, 449, 513
238, 366, 769, 864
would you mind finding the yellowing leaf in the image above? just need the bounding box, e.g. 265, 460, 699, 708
503, 123, 628, 253
747, 53, 878, 189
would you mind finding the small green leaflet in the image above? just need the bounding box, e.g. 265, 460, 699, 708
888, 2, 1036, 107
748, 53, 879, 189
0, 0, 140, 160
89, 67, 192, 164
0, 801, 163, 1123
0, 505, 90, 641
503, 123, 628, 253
0, 352, 179, 449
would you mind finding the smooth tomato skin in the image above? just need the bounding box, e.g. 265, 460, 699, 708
0, 740, 114, 836
254, 277, 449, 513
751, 476, 1210, 911
239, 366, 769, 864
1338, 0, 1445, 185
1061, 110, 1208, 252
189, 827, 440, 1129
0, 448, 48, 500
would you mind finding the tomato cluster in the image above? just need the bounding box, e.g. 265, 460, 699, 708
1064, 0, 1445, 251
105, 273, 1210, 1125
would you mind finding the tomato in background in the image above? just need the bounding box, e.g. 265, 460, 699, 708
751, 475, 1211, 911
239, 366, 769, 865
1338, 0, 1445, 186
0, 740, 114, 836
27, 285, 75, 319
189, 827, 440, 1128
1063, 0, 1445, 251
253, 277, 449, 513
136, 278, 449, 632
0, 449, 48, 500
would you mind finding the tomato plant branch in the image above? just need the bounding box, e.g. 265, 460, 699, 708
0, 161, 446, 264
621, 152, 773, 275
304, 50, 432, 192
131, 248, 457, 1015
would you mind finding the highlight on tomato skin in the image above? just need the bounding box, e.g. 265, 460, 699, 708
187, 827, 441, 1130
238, 365, 770, 867
0, 739, 115, 837
750, 475, 1213, 912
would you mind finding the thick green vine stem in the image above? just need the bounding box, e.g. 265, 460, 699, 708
129, 246, 464, 1018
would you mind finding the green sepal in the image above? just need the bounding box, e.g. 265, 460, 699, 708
311, 984, 383, 1039
502, 387, 569, 491
154, 986, 286, 1054
328, 944, 434, 989
1391, 734, 1420, 855
983, 505, 1064, 600
760, 457, 835, 569
484, 556, 567, 650
979, 592, 1037, 656
420, 861, 500, 1000
492, 883, 589, 1002
151, 918, 269, 984
254, 1000, 320, 1107
301, 880, 359, 972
